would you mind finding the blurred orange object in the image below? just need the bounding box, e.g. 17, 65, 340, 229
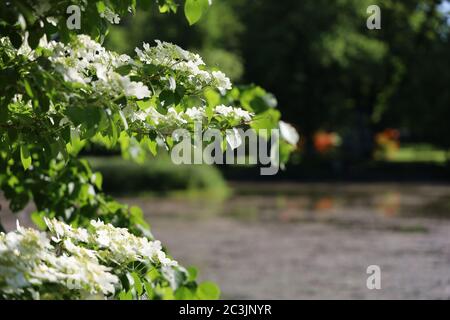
313, 131, 341, 153
314, 197, 334, 211
375, 128, 400, 160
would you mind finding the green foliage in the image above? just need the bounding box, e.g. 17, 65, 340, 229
196, 281, 220, 300
184, 0, 209, 26
385, 144, 449, 163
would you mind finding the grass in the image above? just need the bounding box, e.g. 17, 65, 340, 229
85, 154, 230, 200
388, 144, 449, 163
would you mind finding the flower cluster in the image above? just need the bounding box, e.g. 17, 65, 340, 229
45, 35, 150, 99
124, 104, 253, 133
136, 40, 232, 94
34, 35, 247, 133
0, 218, 182, 299
47, 218, 178, 268
2, 33, 263, 166
0, 222, 117, 299
214, 105, 253, 122
99, 7, 121, 24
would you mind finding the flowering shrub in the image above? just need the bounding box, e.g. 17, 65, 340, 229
0, 218, 214, 300
0, 0, 297, 299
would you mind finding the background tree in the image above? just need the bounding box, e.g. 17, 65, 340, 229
107, 0, 450, 159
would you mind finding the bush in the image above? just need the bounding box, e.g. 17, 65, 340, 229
87, 155, 229, 198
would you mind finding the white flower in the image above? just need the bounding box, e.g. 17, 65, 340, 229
212, 71, 232, 95
46, 17, 58, 26
44, 218, 89, 243
1, 217, 185, 299
45, 35, 143, 99
61, 67, 88, 84
93, 63, 108, 81
279, 121, 299, 146
96, 229, 111, 247
136, 40, 204, 67
100, 8, 121, 24
0, 223, 119, 297
214, 105, 234, 117
185, 107, 206, 121
226, 128, 243, 150
136, 41, 232, 93
214, 105, 253, 122
234, 108, 253, 122
166, 108, 188, 125
168, 76, 177, 91
119, 77, 151, 100
88, 219, 178, 267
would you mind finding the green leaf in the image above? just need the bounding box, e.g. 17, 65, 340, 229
160, 287, 175, 300
31, 211, 47, 230
144, 281, 155, 299
130, 206, 150, 230
204, 88, 221, 107
0, 104, 9, 124
118, 290, 133, 300
20, 145, 32, 170
147, 139, 158, 156
96, 1, 106, 14
136, 99, 152, 110
175, 287, 196, 300
131, 272, 143, 296
9, 31, 23, 49
187, 266, 198, 282
146, 267, 160, 282
196, 281, 220, 300
28, 28, 43, 49
115, 64, 132, 76
159, 90, 177, 107
23, 80, 34, 98
279, 140, 295, 165
91, 172, 103, 189
250, 109, 281, 132
184, 0, 209, 26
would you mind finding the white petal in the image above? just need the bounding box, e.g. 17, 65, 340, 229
279, 121, 299, 146
226, 128, 242, 150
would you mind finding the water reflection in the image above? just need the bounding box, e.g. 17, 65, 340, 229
132, 183, 450, 299
235, 184, 450, 221
129, 183, 450, 224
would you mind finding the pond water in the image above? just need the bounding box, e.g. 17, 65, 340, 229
124, 183, 450, 299
1, 182, 450, 299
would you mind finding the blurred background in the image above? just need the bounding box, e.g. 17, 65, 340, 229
2, 0, 450, 299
